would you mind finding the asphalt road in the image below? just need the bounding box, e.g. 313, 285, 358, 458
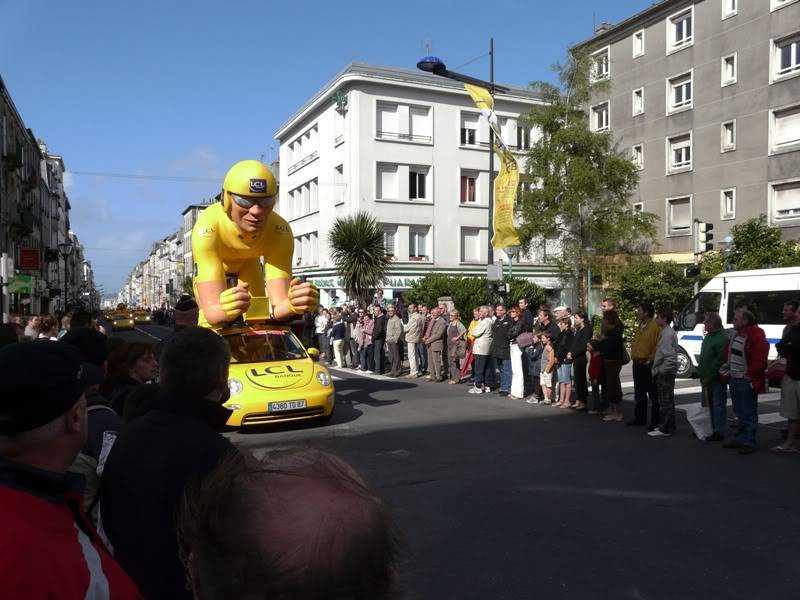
108, 324, 800, 599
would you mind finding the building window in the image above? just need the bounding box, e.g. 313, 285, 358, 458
722, 0, 737, 19
409, 227, 429, 259
517, 126, 531, 150
409, 106, 432, 143
667, 72, 693, 113
376, 102, 398, 139
632, 88, 645, 116
633, 29, 645, 58
377, 163, 398, 199
631, 144, 644, 170
591, 46, 610, 81
771, 104, 800, 154
460, 228, 482, 263
770, 180, 800, 223
721, 188, 736, 220
772, 0, 800, 12
591, 102, 609, 132
633, 202, 644, 213
383, 226, 396, 257
773, 34, 800, 81
409, 167, 428, 200
721, 120, 736, 152
666, 196, 692, 236
667, 133, 692, 173
461, 112, 479, 145
460, 171, 478, 203
721, 54, 737, 86
667, 7, 694, 54
334, 165, 344, 205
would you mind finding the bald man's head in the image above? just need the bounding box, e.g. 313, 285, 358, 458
180, 448, 400, 600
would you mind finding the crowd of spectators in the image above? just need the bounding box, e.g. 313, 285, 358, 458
0, 298, 401, 599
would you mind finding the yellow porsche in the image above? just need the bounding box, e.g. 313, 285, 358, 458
220, 323, 335, 428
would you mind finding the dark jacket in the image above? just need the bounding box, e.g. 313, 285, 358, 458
0, 460, 141, 599
100, 391, 236, 600
372, 314, 387, 341
331, 321, 346, 340
777, 323, 800, 381
535, 319, 560, 343
491, 315, 513, 360
525, 342, 544, 375
555, 329, 574, 364
599, 319, 625, 362
570, 325, 593, 364
521, 308, 534, 330
508, 318, 529, 342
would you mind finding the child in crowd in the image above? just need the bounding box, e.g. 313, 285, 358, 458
587, 338, 604, 414
525, 334, 544, 404
540, 332, 556, 404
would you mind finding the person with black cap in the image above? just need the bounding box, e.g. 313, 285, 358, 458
0, 342, 141, 599
155, 293, 199, 360
100, 326, 237, 600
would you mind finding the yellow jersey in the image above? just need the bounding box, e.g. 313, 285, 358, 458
191, 203, 294, 325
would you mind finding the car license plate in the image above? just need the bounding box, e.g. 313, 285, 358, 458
268, 400, 306, 412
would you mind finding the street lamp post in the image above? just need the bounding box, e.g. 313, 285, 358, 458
504, 245, 519, 279
417, 40, 509, 267
58, 241, 74, 311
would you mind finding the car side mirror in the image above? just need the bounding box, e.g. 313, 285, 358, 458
307, 347, 320, 361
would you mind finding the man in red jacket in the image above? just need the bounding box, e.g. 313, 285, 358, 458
722, 309, 769, 454
0, 341, 141, 599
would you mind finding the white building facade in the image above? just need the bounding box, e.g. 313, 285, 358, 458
274, 63, 565, 307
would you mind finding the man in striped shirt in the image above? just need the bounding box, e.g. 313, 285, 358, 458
722, 309, 769, 455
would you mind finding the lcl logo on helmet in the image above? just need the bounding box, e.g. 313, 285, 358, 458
249, 179, 267, 193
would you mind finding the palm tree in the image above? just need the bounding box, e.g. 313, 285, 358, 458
328, 211, 391, 305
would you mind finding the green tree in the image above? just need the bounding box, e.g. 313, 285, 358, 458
328, 211, 391, 305
700, 216, 800, 284
406, 275, 545, 319
612, 257, 695, 333
518, 48, 656, 308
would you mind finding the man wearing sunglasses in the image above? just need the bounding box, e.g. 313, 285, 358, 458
192, 160, 319, 327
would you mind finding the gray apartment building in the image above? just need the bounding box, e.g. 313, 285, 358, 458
574, 0, 800, 262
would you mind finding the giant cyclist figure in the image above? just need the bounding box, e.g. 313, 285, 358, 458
192, 160, 319, 328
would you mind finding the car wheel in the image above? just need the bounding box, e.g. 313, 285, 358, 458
676, 347, 694, 379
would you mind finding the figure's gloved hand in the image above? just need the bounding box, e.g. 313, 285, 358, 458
286, 278, 320, 315
217, 283, 251, 320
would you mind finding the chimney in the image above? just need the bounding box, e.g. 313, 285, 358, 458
595, 22, 613, 35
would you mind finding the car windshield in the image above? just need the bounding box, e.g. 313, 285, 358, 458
223, 329, 307, 363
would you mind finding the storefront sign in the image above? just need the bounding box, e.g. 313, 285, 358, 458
18, 248, 40, 271
8, 274, 32, 294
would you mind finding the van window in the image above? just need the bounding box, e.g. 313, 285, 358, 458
676, 292, 721, 331
726, 291, 795, 325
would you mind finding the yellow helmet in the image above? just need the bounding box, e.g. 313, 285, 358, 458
221, 160, 278, 212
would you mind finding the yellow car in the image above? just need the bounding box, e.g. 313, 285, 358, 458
220, 323, 335, 428
133, 311, 152, 324
110, 313, 135, 331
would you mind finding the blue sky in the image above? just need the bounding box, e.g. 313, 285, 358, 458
0, 0, 654, 294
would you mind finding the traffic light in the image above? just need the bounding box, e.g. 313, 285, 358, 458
684, 265, 701, 278
698, 221, 714, 253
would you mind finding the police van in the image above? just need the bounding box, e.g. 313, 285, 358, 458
673, 267, 799, 378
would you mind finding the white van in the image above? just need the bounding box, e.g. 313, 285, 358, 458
673, 267, 799, 378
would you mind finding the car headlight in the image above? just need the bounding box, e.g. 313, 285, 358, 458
316, 371, 331, 387
228, 378, 243, 396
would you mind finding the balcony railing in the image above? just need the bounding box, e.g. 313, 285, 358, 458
376, 130, 432, 144
287, 150, 319, 175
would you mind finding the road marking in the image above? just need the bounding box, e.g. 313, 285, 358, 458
134, 326, 162, 341
675, 400, 786, 425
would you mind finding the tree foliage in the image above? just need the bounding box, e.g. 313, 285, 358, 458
406, 275, 545, 319
327, 211, 392, 305
518, 48, 656, 306
700, 216, 800, 284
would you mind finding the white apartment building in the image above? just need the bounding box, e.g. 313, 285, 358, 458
274, 62, 565, 307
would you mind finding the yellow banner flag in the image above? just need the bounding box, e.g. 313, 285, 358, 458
464, 84, 521, 251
